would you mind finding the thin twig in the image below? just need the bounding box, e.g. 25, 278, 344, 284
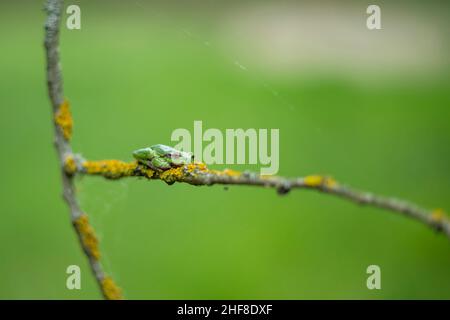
67, 158, 450, 241
44, 0, 122, 299
45, 0, 449, 299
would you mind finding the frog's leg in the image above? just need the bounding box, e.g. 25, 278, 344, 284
143, 159, 161, 172
151, 157, 172, 171
142, 160, 158, 172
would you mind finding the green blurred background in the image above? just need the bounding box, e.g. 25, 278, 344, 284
0, 0, 449, 299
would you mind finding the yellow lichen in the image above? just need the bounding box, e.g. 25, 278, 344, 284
83, 160, 139, 179
140, 167, 155, 179
304, 175, 325, 187
101, 276, 123, 300
304, 175, 337, 188
431, 208, 446, 223
191, 162, 208, 171
64, 155, 77, 175
221, 169, 241, 177
158, 162, 209, 183
160, 166, 184, 182
73, 214, 100, 260
54, 100, 73, 140
324, 177, 338, 188
182, 162, 208, 175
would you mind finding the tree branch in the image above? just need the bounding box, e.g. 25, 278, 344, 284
44, 0, 122, 299
65, 157, 450, 241
45, 0, 449, 300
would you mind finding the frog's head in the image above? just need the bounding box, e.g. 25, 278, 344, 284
133, 147, 156, 162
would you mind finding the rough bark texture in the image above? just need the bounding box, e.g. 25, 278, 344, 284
45, 0, 449, 300
45, 0, 122, 299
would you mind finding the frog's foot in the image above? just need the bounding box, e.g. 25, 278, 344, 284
151, 157, 172, 171
145, 161, 163, 172
137, 160, 160, 172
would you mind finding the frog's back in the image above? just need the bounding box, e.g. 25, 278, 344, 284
151, 144, 176, 154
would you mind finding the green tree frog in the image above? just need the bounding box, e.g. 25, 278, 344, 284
133, 144, 194, 171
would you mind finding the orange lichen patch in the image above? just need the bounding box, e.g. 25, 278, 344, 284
431, 209, 447, 223
83, 160, 139, 179
139, 166, 155, 179
101, 276, 123, 300
64, 155, 77, 175
159, 166, 185, 183
183, 163, 241, 178
54, 100, 73, 140
73, 214, 100, 260
304, 175, 337, 188
195, 162, 208, 170
185, 162, 209, 173
159, 162, 211, 184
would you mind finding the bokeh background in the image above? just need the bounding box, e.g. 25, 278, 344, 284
0, 0, 449, 299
